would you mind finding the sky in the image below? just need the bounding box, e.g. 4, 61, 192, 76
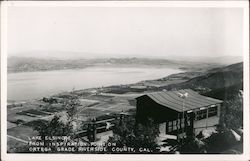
7, 6, 244, 59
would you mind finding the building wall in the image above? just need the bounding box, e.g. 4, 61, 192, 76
194, 116, 219, 135
136, 96, 222, 137
193, 103, 221, 135
136, 96, 178, 124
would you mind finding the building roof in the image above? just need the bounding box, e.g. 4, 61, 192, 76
136, 89, 223, 112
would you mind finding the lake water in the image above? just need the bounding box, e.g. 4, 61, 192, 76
8, 67, 181, 101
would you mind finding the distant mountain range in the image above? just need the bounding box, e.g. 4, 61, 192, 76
7, 56, 226, 73
8, 51, 243, 64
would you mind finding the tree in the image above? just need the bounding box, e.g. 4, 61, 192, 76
64, 98, 80, 121
180, 137, 207, 154
13, 115, 75, 153
33, 115, 73, 139
106, 116, 159, 153
219, 92, 243, 130
15, 98, 83, 153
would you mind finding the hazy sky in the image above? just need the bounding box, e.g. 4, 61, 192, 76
7, 6, 243, 58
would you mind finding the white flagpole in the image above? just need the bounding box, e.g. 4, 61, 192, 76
182, 99, 184, 140
178, 92, 188, 142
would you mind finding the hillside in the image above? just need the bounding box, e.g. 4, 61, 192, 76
7, 57, 93, 73
184, 62, 242, 89
164, 62, 243, 100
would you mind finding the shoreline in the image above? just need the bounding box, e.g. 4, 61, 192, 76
7, 64, 182, 74
7, 69, 199, 105
7, 67, 187, 103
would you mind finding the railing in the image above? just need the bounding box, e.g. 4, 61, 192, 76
74, 117, 117, 139
96, 118, 115, 124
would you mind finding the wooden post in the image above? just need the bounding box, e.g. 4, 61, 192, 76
184, 113, 188, 136
188, 112, 195, 138
179, 114, 182, 140
119, 114, 124, 126
166, 121, 169, 133
191, 112, 195, 137
87, 119, 97, 142
87, 123, 91, 141
177, 113, 179, 142
92, 123, 97, 141
206, 107, 209, 129
176, 118, 179, 133
217, 104, 221, 117
159, 122, 166, 135
172, 120, 174, 132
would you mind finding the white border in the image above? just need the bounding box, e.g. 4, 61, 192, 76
1, 1, 249, 161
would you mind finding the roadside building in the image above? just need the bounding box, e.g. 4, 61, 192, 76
135, 89, 223, 139
130, 85, 147, 90
130, 85, 148, 92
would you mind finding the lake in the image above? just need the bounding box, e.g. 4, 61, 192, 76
8, 67, 181, 101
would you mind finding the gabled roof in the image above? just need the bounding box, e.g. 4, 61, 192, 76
136, 89, 223, 112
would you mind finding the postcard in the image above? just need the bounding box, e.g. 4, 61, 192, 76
1, 1, 249, 161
